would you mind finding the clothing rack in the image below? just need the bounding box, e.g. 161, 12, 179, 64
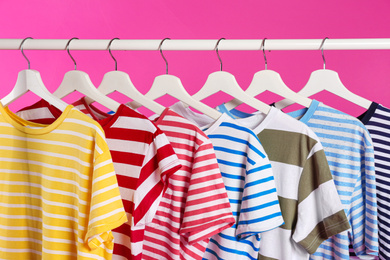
1, 38, 390, 51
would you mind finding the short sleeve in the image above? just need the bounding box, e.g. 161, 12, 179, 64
180, 140, 235, 244
132, 128, 181, 227
293, 142, 350, 254
85, 132, 128, 251
349, 135, 378, 257
236, 140, 284, 239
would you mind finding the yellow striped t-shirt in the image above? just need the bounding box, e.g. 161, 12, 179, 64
0, 104, 127, 260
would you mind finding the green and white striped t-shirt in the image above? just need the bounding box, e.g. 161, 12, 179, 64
217, 105, 350, 260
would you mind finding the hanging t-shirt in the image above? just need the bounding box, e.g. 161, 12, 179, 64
16, 98, 182, 260
217, 104, 350, 260
171, 102, 284, 260
0, 103, 127, 260
358, 102, 390, 260
142, 108, 235, 260
282, 99, 378, 260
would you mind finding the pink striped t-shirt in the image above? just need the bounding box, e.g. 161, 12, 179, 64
142, 108, 235, 260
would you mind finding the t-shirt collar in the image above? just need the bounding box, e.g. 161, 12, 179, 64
357, 102, 377, 124
74, 97, 126, 130
216, 103, 276, 134
0, 103, 74, 135
287, 99, 320, 124
170, 101, 228, 135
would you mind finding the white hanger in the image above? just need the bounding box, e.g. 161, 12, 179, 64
97, 38, 165, 115
1, 37, 68, 111
224, 38, 312, 110
275, 38, 371, 110
131, 38, 222, 120
53, 38, 120, 112
192, 38, 271, 114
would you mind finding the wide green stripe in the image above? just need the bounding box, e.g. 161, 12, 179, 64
298, 149, 333, 202
277, 196, 298, 230
258, 254, 278, 260
299, 209, 350, 254
258, 129, 317, 167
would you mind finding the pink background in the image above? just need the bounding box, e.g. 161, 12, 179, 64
0, 0, 390, 117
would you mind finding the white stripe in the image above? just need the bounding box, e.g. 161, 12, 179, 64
42, 247, 76, 256
92, 171, 116, 185
112, 116, 157, 132
0, 225, 42, 233
42, 223, 79, 233
113, 162, 141, 178
0, 191, 41, 200
94, 159, 113, 171
0, 192, 87, 219
272, 161, 302, 200
89, 208, 124, 225
1, 181, 87, 205
91, 183, 119, 198
90, 195, 122, 212
78, 250, 106, 260
107, 138, 149, 154
308, 142, 323, 158
293, 181, 344, 243
95, 142, 103, 155
0, 169, 89, 193
369, 116, 390, 126
43, 211, 78, 223
0, 134, 92, 154
0, 214, 41, 221
0, 122, 13, 127
0, 202, 41, 210
112, 231, 131, 248
0, 236, 42, 244
0, 157, 89, 181
16, 107, 56, 120
118, 186, 135, 203
63, 118, 105, 138
0, 247, 42, 255
0, 146, 91, 167
0, 208, 80, 224
52, 129, 94, 141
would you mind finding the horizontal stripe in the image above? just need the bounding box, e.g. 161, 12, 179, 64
240, 200, 280, 213
238, 212, 282, 225
242, 188, 277, 201
213, 146, 254, 165
0, 134, 92, 154
244, 176, 274, 188
219, 122, 262, 148
247, 164, 272, 174
208, 134, 264, 158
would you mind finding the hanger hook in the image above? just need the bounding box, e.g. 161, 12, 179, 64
158, 38, 170, 74
20, 37, 33, 69
66, 37, 79, 70
260, 38, 268, 70
108, 38, 120, 71
320, 37, 328, 70
215, 38, 225, 71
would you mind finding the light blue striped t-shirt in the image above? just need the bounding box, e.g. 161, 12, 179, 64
171, 102, 284, 260
286, 100, 378, 260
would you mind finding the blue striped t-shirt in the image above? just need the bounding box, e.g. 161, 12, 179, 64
287, 100, 378, 260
